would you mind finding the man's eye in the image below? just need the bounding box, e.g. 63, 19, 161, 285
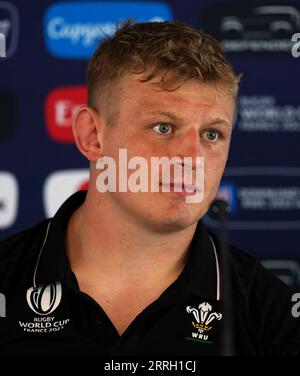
205, 129, 220, 142
152, 123, 172, 135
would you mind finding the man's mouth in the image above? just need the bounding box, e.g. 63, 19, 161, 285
160, 182, 198, 195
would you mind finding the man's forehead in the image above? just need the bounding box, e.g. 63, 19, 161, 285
122, 73, 234, 102
119, 74, 235, 120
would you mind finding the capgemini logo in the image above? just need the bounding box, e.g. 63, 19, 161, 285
26, 282, 62, 315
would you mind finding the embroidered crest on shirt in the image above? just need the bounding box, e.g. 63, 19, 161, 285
26, 282, 62, 315
186, 302, 222, 344
17, 282, 70, 334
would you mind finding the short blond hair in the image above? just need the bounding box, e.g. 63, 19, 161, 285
87, 20, 240, 122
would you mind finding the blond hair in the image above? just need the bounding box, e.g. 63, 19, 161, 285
87, 20, 240, 122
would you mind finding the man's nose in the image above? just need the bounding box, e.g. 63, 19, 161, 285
176, 128, 202, 161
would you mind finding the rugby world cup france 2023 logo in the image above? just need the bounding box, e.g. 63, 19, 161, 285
26, 282, 62, 316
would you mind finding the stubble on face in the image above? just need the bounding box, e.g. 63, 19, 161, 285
93, 74, 235, 233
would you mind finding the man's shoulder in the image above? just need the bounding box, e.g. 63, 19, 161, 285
208, 231, 259, 290
0, 220, 50, 288
229, 242, 259, 282
228, 243, 264, 297
0, 220, 50, 253
208, 230, 293, 297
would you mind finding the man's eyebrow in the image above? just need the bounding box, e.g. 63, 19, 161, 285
144, 110, 186, 122
206, 117, 231, 128
144, 111, 231, 127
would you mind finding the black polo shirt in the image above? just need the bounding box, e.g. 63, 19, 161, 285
0, 191, 299, 356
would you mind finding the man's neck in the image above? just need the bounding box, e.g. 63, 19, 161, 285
66, 191, 197, 287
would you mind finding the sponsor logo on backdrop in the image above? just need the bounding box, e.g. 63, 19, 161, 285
78, 181, 89, 191
0, 171, 18, 229
0, 89, 16, 140
262, 259, 300, 287
202, 3, 300, 53
0, 1, 19, 59
204, 167, 300, 230
215, 182, 238, 213
43, 169, 89, 217
45, 86, 87, 143
237, 95, 300, 132
44, 1, 172, 59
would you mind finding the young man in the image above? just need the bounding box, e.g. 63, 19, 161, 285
0, 21, 299, 355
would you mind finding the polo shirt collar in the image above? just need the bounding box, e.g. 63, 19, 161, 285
34, 191, 220, 301
34, 190, 86, 287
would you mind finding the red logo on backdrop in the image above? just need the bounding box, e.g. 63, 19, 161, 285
45, 86, 87, 142
78, 180, 89, 191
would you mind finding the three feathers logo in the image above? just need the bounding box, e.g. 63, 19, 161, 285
186, 302, 222, 343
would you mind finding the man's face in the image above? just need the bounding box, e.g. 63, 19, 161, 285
97, 74, 235, 233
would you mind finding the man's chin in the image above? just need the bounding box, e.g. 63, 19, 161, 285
143, 210, 202, 234
115, 193, 209, 233
158, 220, 197, 233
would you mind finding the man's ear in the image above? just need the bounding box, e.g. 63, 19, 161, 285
72, 106, 103, 162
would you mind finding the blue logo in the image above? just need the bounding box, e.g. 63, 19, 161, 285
216, 181, 238, 213
44, 1, 173, 59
